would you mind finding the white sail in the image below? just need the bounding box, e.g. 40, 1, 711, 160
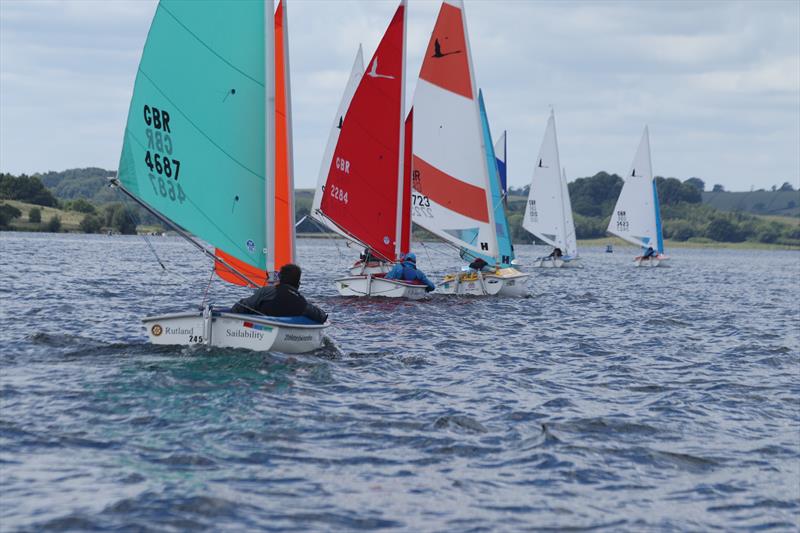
607, 126, 663, 251
523, 110, 574, 254
410, 0, 498, 258
311, 45, 365, 236
561, 167, 578, 257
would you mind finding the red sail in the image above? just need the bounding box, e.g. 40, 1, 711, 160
400, 109, 412, 255
319, 3, 405, 262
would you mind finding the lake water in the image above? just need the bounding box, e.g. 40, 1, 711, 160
1, 232, 798, 531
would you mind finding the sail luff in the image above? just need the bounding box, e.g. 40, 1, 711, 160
264, 0, 276, 274
393, 0, 408, 260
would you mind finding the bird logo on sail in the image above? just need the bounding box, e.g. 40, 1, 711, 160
367, 58, 394, 79
432, 38, 461, 58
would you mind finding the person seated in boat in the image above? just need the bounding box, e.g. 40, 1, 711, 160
468, 257, 492, 272
642, 246, 657, 259
547, 247, 563, 259
385, 253, 435, 292
231, 263, 328, 323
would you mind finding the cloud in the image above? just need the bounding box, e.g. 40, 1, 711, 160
0, 0, 798, 191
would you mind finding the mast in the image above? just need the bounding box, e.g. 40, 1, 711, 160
393, 0, 407, 260
283, 0, 296, 261
551, 110, 567, 249
461, 1, 498, 262
264, 0, 276, 275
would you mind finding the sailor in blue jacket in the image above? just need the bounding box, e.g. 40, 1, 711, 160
385, 253, 436, 292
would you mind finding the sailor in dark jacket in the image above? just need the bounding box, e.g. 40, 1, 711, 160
232, 263, 328, 323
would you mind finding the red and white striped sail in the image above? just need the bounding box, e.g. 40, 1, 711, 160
410, 0, 497, 258
318, 1, 407, 262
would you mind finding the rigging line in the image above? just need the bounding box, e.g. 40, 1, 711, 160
124, 129, 261, 263
201, 264, 215, 308
157, 3, 263, 87
110, 178, 260, 288
134, 71, 262, 180
305, 213, 347, 261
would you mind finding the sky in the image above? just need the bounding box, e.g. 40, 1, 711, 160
1, 0, 798, 192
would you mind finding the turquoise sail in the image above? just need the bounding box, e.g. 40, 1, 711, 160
652, 179, 665, 254
460, 91, 515, 267
117, 0, 266, 269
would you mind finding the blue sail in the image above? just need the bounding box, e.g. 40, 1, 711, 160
495, 130, 507, 204
459, 90, 515, 267
652, 178, 665, 253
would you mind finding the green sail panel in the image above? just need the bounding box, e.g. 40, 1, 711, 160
118, 0, 266, 269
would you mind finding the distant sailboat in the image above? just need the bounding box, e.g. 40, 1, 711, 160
113, 0, 328, 353
607, 126, 668, 267
410, 0, 528, 296
314, 1, 426, 298
523, 110, 579, 268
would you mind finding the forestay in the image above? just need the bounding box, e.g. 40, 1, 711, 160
410, 0, 498, 258
318, 2, 407, 262
607, 126, 664, 253
523, 110, 577, 257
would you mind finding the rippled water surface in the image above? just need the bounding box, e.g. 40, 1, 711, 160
1, 232, 798, 531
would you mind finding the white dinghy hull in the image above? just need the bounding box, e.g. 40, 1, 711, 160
335, 275, 429, 299
439, 268, 529, 297
347, 261, 392, 276
143, 308, 329, 354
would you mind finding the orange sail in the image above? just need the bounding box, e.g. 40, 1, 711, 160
273, 0, 295, 268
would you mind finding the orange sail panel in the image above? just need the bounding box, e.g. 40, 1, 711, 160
319, 3, 405, 262
418, 2, 472, 100
214, 248, 268, 288
273, 0, 294, 267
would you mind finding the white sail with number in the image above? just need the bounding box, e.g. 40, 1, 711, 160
607, 126, 664, 253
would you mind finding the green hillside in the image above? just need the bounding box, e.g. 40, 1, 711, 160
702, 189, 800, 217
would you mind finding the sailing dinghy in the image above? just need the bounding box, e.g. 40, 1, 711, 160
523, 110, 579, 268
114, 0, 328, 353
410, 0, 528, 296
607, 126, 668, 267
314, 1, 425, 299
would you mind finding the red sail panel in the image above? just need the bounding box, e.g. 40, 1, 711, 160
274, 0, 293, 267
418, 2, 472, 100
412, 155, 489, 222
400, 109, 412, 256
319, 3, 405, 262
214, 248, 268, 288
